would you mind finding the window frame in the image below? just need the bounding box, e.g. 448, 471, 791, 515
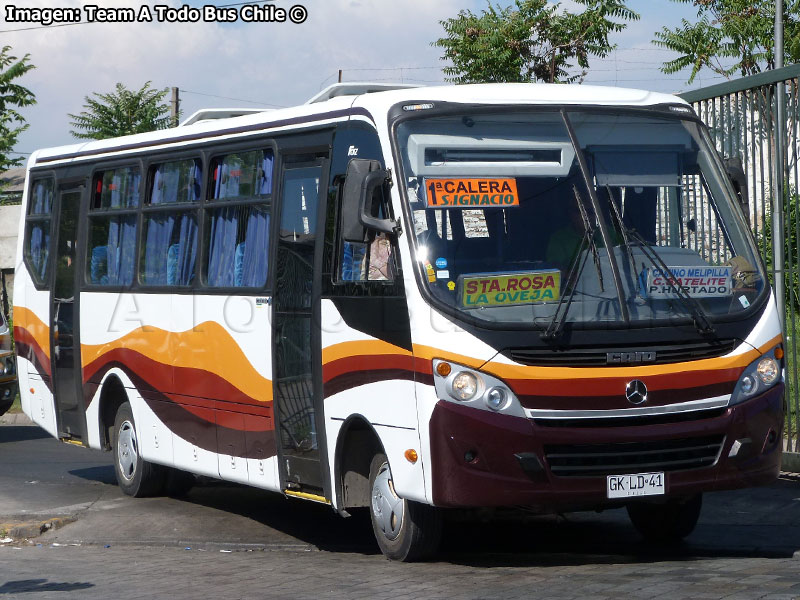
83, 161, 144, 290
23, 172, 57, 290
138, 155, 204, 289
201, 144, 276, 291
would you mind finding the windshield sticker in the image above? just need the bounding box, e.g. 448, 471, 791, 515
447, 281, 456, 291
460, 270, 560, 308
646, 266, 732, 298
425, 178, 519, 208
437, 270, 450, 279
435, 257, 448, 269
424, 261, 436, 282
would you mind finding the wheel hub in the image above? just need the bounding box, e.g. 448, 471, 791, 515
371, 462, 404, 541
117, 420, 138, 482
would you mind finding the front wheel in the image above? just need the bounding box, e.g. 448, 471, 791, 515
627, 494, 702, 543
369, 453, 442, 561
113, 402, 165, 497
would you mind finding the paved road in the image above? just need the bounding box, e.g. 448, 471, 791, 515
2, 423, 800, 599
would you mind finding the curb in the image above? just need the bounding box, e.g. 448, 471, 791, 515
0, 516, 76, 542
0, 412, 33, 426
782, 452, 800, 474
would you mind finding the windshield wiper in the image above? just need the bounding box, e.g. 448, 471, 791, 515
606, 186, 639, 291
541, 187, 601, 340
605, 193, 714, 334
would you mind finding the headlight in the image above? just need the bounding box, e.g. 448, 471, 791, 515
485, 386, 508, 411
730, 347, 782, 406
451, 371, 480, 401
756, 356, 779, 385
5, 358, 14, 376
432, 359, 526, 418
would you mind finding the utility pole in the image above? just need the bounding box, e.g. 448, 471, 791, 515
338, 70, 343, 83
170, 87, 180, 127
774, 0, 787, 332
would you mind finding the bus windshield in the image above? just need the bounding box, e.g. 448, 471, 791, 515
396, 109, 766, 329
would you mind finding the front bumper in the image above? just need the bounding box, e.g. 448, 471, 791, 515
429, 383, 784, 510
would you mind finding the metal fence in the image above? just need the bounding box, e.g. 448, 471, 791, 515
680, 64, 800, 451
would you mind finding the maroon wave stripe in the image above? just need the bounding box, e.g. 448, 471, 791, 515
323, 368, 418, 397
14, 339, 53, 391
84, 347, 271, 409
84, 359, 276, 460
14, 326, 52, 378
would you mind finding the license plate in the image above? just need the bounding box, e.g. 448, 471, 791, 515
607, 472, 665, 499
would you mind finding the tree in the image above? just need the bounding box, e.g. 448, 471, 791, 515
654, 0, 800, 83
433, 0, 638, 84
69, 82, 173, 140
0, 45, 36, 173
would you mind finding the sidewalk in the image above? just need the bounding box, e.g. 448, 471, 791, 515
0, 411, 32, 426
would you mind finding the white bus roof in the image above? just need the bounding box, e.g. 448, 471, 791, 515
29, 83, 688, 168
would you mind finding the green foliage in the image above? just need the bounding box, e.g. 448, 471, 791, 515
759, 190, 800, 310
433, 0, 638, 84
69, 82, 173, 140
0, 45, 36, 173
654, 0, 800, 83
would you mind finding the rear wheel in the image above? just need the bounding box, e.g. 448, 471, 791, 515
113, 402, 165, 497
369, 453, 442, 561
627, 494, 702, 543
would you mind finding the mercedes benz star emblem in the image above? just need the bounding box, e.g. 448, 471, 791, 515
625, 379, 648, 405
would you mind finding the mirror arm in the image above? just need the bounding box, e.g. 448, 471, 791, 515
360, 170, 402, 236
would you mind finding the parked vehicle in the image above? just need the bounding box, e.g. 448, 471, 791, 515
0, 309, 17, 416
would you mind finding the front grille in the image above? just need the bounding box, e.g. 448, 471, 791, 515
505, 339, 738, 367
544, 434, 725, 477
534, 407, 728, 428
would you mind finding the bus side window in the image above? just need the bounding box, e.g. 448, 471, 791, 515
140, 158, 201, 287
86, 166, 140, 287
205, 149, 273, 288
24, 177, 55, 287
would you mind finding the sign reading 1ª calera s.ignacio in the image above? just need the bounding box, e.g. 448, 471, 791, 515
425, 178, 519, 208
646, 266, 732, 298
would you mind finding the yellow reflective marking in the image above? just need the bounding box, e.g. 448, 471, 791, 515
284, 490, 330, 504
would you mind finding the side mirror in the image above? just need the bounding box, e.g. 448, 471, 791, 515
340, 159, 400, 242
723, 157, 750, 225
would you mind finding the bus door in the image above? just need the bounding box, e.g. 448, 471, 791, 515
50, 186, 86, 441
272, 149, 330, 497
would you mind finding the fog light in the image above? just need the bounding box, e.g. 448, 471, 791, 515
485, 387, 507, 411
756, 356, 779, 385
741, 375, 757, 395
2, 388, 10, 398
452, 372, 479, 400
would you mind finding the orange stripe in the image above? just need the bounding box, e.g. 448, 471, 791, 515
82, 321, 272, 403
321, 339, 412, 364
12, 306, 51, 361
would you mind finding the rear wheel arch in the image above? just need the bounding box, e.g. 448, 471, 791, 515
97, 374, 130, 451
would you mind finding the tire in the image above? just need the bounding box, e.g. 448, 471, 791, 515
627, 494, 702, 543
163, 467, 196, 497
112, 402, 165, 497
368, 453, 442, 561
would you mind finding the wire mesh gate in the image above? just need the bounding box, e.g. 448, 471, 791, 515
680, 64, 800, 451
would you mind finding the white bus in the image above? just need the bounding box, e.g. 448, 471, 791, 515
15, 83, 784, 560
